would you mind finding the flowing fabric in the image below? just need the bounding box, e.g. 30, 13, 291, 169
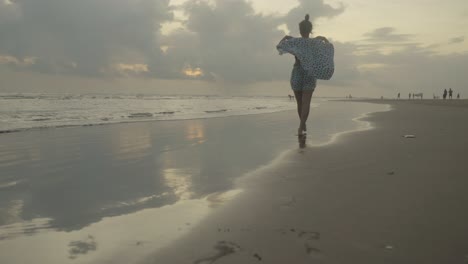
277, 37, 335, 80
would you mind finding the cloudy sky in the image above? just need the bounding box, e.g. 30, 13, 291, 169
0, 0, 467, 97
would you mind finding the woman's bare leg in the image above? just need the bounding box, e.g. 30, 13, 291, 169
293, 91, 303, 135
293, 91, 303, 119
299, 91, 313, 132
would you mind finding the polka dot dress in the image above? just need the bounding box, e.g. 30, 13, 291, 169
290, 61, 316, 91
277, 37, 335, 82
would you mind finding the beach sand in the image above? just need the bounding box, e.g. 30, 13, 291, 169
144, 100, 468, 264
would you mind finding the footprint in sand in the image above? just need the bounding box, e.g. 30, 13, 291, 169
298, 230, 322, 256
193, 241, 241, 264
304, 244, 322, 256
298, 231, 321, 241
193, 241, 262, 263
253, 253, 262, 261
278, 196, 296, 210
275, 228, 322, 256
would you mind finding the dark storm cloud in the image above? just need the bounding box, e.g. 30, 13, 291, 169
0, 0, 345, 81
161, 0, 288, 82
157, 0, 345, 82
0, 0, 173, 76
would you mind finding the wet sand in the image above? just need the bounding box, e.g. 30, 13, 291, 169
0, 101, 388, 264
145, 100, 468, 264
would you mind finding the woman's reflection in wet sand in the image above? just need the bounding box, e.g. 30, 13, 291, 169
298, 135, 307, 149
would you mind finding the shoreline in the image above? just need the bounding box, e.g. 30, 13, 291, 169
311, 102, 391, 147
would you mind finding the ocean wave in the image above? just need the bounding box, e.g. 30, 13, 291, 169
128, 113, 153, 118
31, 118, 52, 122
0, 95, 297, 134
204, 109, 228, 113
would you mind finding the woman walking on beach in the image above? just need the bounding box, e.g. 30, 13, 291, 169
276, 15, 333, 136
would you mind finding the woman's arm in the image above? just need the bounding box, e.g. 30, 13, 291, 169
315, 36, 329, 43
281, 35, 293, 41
276, 36, 295, 55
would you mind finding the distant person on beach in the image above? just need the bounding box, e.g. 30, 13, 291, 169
449, 88, 453, 99
397, 93, 400, 99
457, 93, 460, 99
443, 89, 447, 100
276, 15, 331, 136
408, 93, 411, 99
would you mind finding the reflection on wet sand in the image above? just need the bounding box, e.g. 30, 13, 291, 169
163, 168, 195, 200
298, 135, 307, 149
0, 200, 24, 227
111, 123, 152, 161
185, 120, 206, 144
0, 123, 176, 234
205, 189, 243, 208
1, 108, 328, 264
0, 141, 42, 168
0, 190, 242, 264
159, 120, 206, 201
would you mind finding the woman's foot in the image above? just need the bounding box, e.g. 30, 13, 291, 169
298, 123, 307, 136
298, 127, 304, 136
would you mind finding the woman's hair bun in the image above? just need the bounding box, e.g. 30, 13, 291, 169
305, 14, 310, 21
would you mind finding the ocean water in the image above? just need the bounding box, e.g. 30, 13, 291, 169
0, 93, 299, 132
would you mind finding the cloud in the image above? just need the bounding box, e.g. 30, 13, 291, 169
165, 0, 288, 82
317, 29, 468, 96
363, 27, 414, 42
284, 0, 345, 35
327, 41, 360, 86
156, 0, 346, 83
0, 54, 36, 66
0, 0, 347, 83
0, 0, 173, 76
104, 63, 150, 77
462, 10, 468, 18
182, 65, 204, 77
449, 36, 465, 44
353, 43, 468, 94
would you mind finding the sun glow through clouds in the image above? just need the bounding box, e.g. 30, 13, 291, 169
183, 66, 204, 78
